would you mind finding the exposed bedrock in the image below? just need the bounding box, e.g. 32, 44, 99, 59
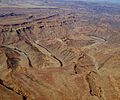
0, 7, 120, 100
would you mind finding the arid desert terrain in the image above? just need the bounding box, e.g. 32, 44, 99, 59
0, 0, 120, 100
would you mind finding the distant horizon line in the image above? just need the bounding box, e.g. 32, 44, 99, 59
66, 0, 120, 3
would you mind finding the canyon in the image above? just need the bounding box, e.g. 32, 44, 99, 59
0, 0, 120, 100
